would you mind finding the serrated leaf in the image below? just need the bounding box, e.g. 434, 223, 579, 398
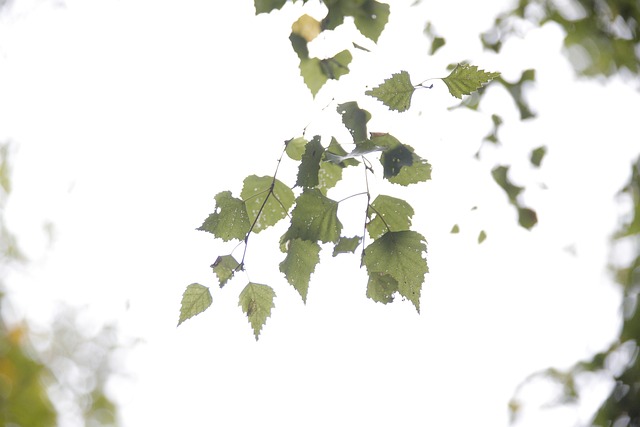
178, 283, 212, 326
363, 231, 428, 312
353, 0, 390, 42
254, 0, 287, 14
367, 195, 414, 239
238, 282, 276, 340
530, 146, 546, 167
297, 136, 324, 188
366, 71, 415, 112
337, 102, 371, 144
241, 175, 294, 232
478, 230, 487, 244
211, 255, 241, 288
373, 134, 432, 185
491, 165, 523, 204
198, 191, 251, 241
285, 137, 307, 161
299, 50, 352, 97
281, 189, 342, 245
332, 236, 361, 256
279, 239, 321, 302
366, 272, 398, 304
442, 64, 500, 99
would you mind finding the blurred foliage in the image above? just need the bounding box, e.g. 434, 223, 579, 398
484, 0, 640, 78
0, 142, 122, 426
509, 158, 640, 426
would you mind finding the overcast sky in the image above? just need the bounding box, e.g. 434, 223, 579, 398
1, 1, 640, 426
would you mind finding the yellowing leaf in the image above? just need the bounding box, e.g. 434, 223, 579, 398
363, 231, 428, 312
178, 284, 212, 326
366, 71, 415, 112
238, 282, 276, 340
279, 239, 321, 302
198, 191, 250, 241
442, 64, 500, 99
292, 14, 321, 42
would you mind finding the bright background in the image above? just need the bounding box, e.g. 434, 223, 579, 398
1, 0, 639, 425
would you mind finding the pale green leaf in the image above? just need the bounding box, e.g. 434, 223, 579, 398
430, 36, 446, 55
238, 282, 276, 340
281, 189, 342, 245
332, 236, 361, 256
363, 231, 428, 312
178, 283, 212, 326
442, 64, 500, 99
211, 255, 240, 288
450, 224, 460, 234
318, 161, 342, 195
366, 71, 415, 112
325, 140, 384, 163
279, 239, 321, 302
241, 175, 294, 232
296, 136, 324, 188
478, 230, 487, 244
299, 50, 352, 97
326, 137, 359, 167
367, 195, 414, 239
286, 137, 307, 161
198, 191, 251, 241
353, 0, 390, 42
366, 272, 398, 304
337, 102, 371, 144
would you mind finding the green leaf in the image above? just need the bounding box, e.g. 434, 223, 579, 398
296, 136, 324, 188
491, 165, 523, 204
198, 191, 251, 241
299, 50, 352, 97
496, 69, 536, 120
478, 230, 487, 244
178, 283, 212, 326
367, 195, 414, 239
366, 272, 398, 304
430, 36, 446, 55
281, 189, 342, 246
285, 137, 307, 161
373, 134, 432, 185
450, 224, 460, 234
332, 236, 361, 256
442, 64, 500, 99
318, 161, 343, 195
518, 207, 538, 230
241, 175, 295, 232
530, 146, 547, 167
353, 0, 390, 42
254, 0, 287, 14
366, 71, 415, 112
325, 140, 384, 163
238, 283, 276, 340
363, 231, 428, 312
326, 137, 360, 167
484, 114, 503, 144
337, 102, 371, 144
211, 255, 241, 288
279, 239, 321, 302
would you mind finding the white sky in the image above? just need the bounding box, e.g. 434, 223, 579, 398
1, 0, 640, 426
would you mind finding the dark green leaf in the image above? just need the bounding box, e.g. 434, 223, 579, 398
363, 231, 428, 312
353, 0, 390, 42
366, 71, 415, 112
178, 283, 212, 326
491, 165, 523, 204
337, 102, 371, 144
332, 236, 361, 256
241, 175, 295, 232
442, 64, 500, 99
211, 255, 241, 288
279, 239, 321, 302
518, 207, 538, 230
198, 191, 251, 241
238, 283, 276, 340
254, 0, 287, 14
382, 144, 414, 179
530, 146, 546, 167
430, 36, 446, 55
367, 195, 414, 239
373, 134, 432, 185
296, 136, 324, 188
281, 189, 342, 245
300, 50, 353, 97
